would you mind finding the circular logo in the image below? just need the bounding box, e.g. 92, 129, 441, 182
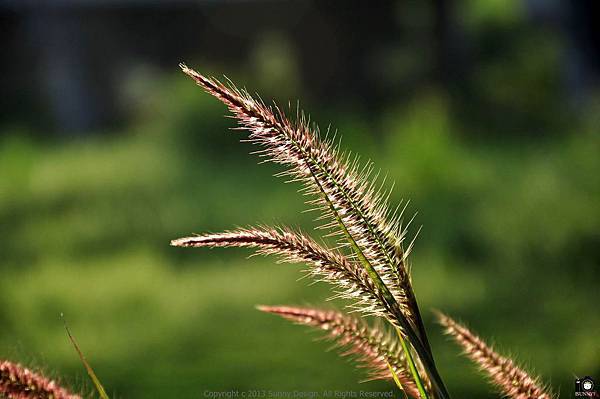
582, 378, 594, 392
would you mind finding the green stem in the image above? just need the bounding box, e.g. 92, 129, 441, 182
399, 322, 450, 399
397, 328, 429, 399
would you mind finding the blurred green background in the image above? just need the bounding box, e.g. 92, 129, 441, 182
1, 1, 599, 398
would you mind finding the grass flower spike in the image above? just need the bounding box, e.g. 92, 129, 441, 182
172, 227, 397, 321
175, 64, 449, 399
0, 360, 81, 399
258, 305, 421, 399
178, 64, 422, 334
437, 313, 553, 399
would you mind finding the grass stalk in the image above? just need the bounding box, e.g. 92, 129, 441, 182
64, 319, 110, 399
396, 328, 429, 399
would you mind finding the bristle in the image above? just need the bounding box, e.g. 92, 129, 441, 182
436, 313, 553, 399
259, 306, 421, 399
0, 360, 81, 399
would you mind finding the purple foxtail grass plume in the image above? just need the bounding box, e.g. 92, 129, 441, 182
176, 65, 450, 399
171, 227, 397, 320
436, 313, 553, 399
178, 64, 423, 335
0, 360, 81, 399
258, 305, 422, 399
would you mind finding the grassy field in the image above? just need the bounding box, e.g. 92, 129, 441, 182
1, 74, 598, 398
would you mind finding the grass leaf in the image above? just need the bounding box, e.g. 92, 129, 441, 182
63, 315, 110, 399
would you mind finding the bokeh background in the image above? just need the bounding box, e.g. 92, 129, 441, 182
1, 1, 599, 398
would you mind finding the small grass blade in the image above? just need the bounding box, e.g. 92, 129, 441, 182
396, 328, 429, 399
62, 315, 110, 399
387, 361, 410, 399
